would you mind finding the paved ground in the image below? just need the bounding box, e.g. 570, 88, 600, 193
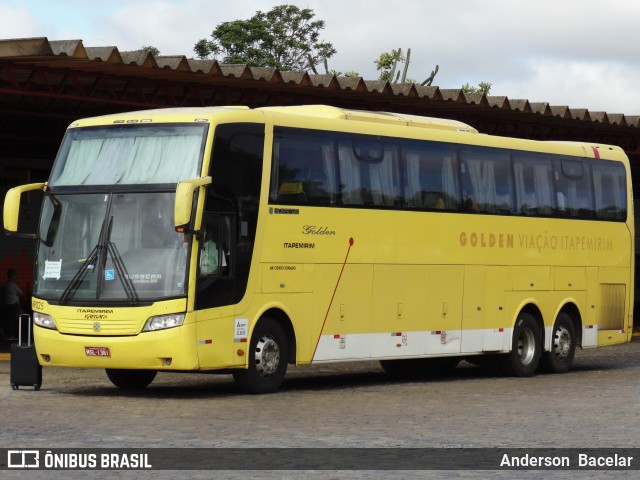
0, 335, 639, 479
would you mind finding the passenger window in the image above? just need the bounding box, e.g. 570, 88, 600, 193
555, 158, 595, 218
271, 130, 337, 206
402, 141, 460, 210
460, 146, 514, 214
337, 137, 401, 208
513, 153, 556, 216
593, 160, 627, 220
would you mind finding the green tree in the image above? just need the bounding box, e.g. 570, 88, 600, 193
461, 82, 492, 94
140, 45, 160, 56
375, 48, 406, 82
194, 5, 336, 71
374, 48, 439, 86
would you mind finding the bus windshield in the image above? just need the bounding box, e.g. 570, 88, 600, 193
49, 124, 207, 186
35, 191, 188, 303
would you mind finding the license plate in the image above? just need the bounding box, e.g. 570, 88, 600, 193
85, 346, 110, 357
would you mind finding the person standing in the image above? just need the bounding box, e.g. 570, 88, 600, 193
4, 269, 23, 340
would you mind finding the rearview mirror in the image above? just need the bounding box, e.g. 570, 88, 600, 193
174, 176, 212, 232
3, 182, 46, 235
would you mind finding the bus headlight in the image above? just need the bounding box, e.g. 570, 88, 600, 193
143, 313, 185, 332
33, 312, 57, 330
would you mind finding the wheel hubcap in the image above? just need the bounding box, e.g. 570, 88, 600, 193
553, 327, 571, 360
255, 334, 280, 378
517, 327, 536, 365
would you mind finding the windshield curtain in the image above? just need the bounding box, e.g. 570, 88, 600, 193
35, 192, 189, 303
50, 124, 207, 186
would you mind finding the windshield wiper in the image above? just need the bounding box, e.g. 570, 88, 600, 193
58, 215, 140, 306
59, 243, 102, 305
59, 217, 108, 305
104, 216, 139, 306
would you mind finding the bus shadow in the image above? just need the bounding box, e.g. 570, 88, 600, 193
63, 361, 621, 399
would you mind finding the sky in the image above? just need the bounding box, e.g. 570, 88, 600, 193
2, 0, 640, 115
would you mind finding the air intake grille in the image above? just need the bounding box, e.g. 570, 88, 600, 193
599, 284, 626, 330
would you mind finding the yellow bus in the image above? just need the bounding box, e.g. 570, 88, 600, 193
4, 105, 634, 393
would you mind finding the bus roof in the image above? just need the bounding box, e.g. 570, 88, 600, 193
68, 105, 478, 133
66, 105, 625, 161
258, 105, 479, 133
67, 106, 251, 127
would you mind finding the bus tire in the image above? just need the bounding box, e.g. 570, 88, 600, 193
498, 312, 541, 377
540, 312, 576, 373
105, 369, 157, 389
233, 318, 288, 394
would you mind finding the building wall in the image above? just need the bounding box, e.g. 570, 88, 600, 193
1, 167, 46, 307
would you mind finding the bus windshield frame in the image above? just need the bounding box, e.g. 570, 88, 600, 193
49, 123, 208, 187
35, 190, 191, 305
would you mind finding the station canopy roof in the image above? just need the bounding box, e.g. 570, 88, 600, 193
1, 37, 639, 181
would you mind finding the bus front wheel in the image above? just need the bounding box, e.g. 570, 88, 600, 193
233, 318, 288, 394
105, 369, 157, 389
499, 312, 541, 377
540, 312, 576, 373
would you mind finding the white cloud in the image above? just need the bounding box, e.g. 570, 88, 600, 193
497, 59, 640, 112
0, 5, 43, 38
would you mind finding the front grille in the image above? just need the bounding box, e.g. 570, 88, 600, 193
56, 317, 143, 335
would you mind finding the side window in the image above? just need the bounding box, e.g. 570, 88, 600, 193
270, 129, 337, 206
592, 159, 627, 221
402, 141, 460, 210
513, 152, 556, 216
460, 146, 514, 214
199, 214, 230, 278
337, 136, 401, 207
555, 158, 595, 218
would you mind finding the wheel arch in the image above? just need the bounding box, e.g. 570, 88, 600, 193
256, 307, 297, 364
514, 302, 545, 347
555, 301, 583, 347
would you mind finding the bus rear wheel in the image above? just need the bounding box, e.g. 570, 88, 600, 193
105, 369, 157, 389
541, 312, 576, 373
233, 318, 288, 394
498, 312, 541, 377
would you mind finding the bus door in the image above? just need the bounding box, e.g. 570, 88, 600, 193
194, 211, 236, 368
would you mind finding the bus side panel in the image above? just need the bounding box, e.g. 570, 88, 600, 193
370, 265, 430, 358
311, 264, 373, 362
462, 265, 485, 353
481, 266, 509, 352
370, 265, 464, 358
424, 265, 464, 356
194, 305, 236, 369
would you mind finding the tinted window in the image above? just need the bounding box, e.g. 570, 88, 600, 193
267, 127, 627, 222
556, 157, 595, 218
513, 152, 556, 216
592, 159, 627, 220
402, 141, 460, 210
337, 137, 401, 207
271, 130, 337, 206
460, 146, 514, 214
